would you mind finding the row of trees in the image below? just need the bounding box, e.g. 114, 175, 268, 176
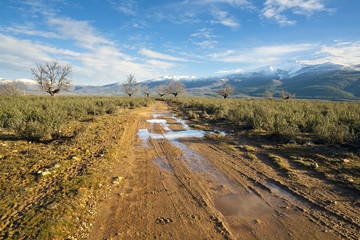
0, 61, 294, 99
123, 74, 186, 97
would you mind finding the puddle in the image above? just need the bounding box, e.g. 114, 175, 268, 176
215, 193, 271, 217
138, 107, 228, 183
153, 157, 173, 171
150, 113, 175, 118
265, 182, 305, 207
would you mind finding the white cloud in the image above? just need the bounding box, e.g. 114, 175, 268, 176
194, 40, 219, 49
138, 48, 189, 62
0, 33, 177, 84
107, 0, 138, 16
190, 28, 216, 39
192, 0, 252, 8
210, 43, 317, 63
0, 25, 60, 38
303, 41, 360, 65
47, 16, 114, 50
215, 68, 243, 74
146, 60, 176, 69
211, 10, 240, 29
261, 0, 332, 26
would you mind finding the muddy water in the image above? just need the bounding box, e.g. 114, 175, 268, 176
137, 110, 230, 184
132, 104, 342, 239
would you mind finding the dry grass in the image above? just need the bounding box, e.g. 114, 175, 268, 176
0, 96, 154, 239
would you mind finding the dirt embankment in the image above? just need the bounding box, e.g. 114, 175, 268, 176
88, 101, 359, 240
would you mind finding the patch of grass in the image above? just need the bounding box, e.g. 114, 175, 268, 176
166, 98, 360, 146
0, 96, 154, 239
190, 124, 210, 131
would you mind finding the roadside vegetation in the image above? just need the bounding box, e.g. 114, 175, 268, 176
166, 97, 360, 192
0, 96, 152, 141
0, 96, 154, 239
166, 97, 360, 146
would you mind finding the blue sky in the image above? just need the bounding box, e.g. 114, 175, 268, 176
0, 0, 359, 85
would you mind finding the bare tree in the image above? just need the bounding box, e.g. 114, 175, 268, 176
31, 61, 72, 96
0, 81, 24, 96
155, 84, 169, 97
142, 85, 151, 97
123, 74, 139, 97
218, 84, 233, 99
168, 80, 185, 97
264, 90, 273, 99
281, 91, 295, 100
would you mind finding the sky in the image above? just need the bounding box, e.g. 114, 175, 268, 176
0, 0, 359, 85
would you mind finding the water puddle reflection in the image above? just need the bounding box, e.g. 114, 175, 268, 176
153, 157, 173, 171
215, 193, 271, 217
265, 182, 305, 207
137, 107, 228, 184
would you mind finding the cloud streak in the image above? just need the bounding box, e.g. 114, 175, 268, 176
261, 0, 332, 26
210, 43, 318, 63
138, 48, 190, 62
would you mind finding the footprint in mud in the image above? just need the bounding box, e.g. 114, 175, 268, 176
190, 214, 201, 221
210, 216, 230, 237
155, 217, 173, 225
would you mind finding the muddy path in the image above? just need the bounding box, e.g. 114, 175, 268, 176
88, 101, 358, 240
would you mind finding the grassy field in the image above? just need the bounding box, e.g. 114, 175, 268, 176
1, 96, 360, 238
0, 96, 154, 239
166, 97, 360, 146
166, 97, 360, 191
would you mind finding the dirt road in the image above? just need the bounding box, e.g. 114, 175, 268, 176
88, 101, 359, 239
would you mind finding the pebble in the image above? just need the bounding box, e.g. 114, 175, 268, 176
112, 176, 123, 185
342, 159, 350, 163
289, 139, 296, 144
303, 141, 311, 146
312, 163, 319, 169
346, 178, 354, 183
41, 170, 52, 176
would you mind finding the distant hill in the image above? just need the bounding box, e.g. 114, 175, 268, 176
1, 61, 359, 101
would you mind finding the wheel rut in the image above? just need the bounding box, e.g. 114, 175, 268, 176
88, 101, 348, 240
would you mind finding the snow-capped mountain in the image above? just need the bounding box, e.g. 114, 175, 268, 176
146, 75, 197, 82
251, 60, 307, 78
0, 78, 38, 85
1, 61, 359, 100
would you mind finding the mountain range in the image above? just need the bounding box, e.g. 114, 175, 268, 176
1, 60, 359, 101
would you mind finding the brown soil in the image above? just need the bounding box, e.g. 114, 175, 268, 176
88, 101, 359, 240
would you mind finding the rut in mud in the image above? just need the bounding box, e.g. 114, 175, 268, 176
88, 101, 359, 240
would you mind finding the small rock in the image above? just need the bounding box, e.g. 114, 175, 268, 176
112, 176, 123, 185
41, 170, 52, 176
72, 156, 80, 161
346, 178, 354, 183
254, 219, 262, 224
54, 163, 61, 168
312, 162, 319, 169
303, 141, 311, 146
342, 159, 350, 163
289, 139, 296, 144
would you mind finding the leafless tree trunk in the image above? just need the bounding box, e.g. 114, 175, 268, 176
281, 91, 295, 100
218, 84, 233, 99
123, 74, 139, 97
168, 80, 185, 97
264, 90, 273, 99
142, 85, 151, 97
0, 81, 24, 96
155, 84, 169, 97
31, 61, 72, 96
